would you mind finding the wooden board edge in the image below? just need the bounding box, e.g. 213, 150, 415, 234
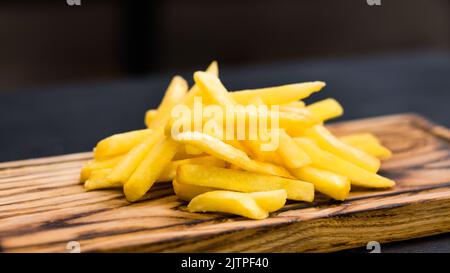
108, 194, 450, 253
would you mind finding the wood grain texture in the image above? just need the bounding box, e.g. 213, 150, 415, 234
0, 113, 450, 253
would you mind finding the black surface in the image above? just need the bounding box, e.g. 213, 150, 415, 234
0, 51, 449, 252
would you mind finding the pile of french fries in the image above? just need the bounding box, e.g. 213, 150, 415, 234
80, 61, 394, 220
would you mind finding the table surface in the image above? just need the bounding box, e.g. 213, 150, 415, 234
0, 51, 449, 253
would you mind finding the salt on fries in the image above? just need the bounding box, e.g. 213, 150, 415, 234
81, 61, 394, 220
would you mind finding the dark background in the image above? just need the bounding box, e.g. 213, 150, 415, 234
0, 0, 449, 90
0, 0, 449, 253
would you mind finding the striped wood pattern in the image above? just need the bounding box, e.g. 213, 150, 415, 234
1, 113, 450, 252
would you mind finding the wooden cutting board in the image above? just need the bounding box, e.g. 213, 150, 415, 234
1, 113, 450, 253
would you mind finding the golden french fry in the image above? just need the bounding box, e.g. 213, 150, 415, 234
184, 144, 204, 155
277, 129, 311, 168
175, 180, 286, 213
283, 101, 305, 108
80, 155, 124, 182
173, 179, 214, 201
231, 82, 325, 105
182, 61, 219, 106
340, 133, 392, 159
84, 169, 122, 191
194, 71, 237, 106
177, 164, 314, 201
225, 139, 253, 155
107, 129, 164, 183
242, 139, 283, 165
306, 98, 343, 122
158, 156, 227, 182
188, 190, 269, 220
94, 129, 153, 160
144, 109, 157, 127
124, 138, 178, 202
294, 138, 395, 188
290, 166, 350, 201
248, 189, 287, 212
174, 131, 292, 178
305, 125, 380, 172
147, 76, 188, 130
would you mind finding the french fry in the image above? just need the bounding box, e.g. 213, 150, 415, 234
304, 125, 380, 172
231, 82, 325, 105
124, 138, 178, 202
277, 129, 311, 168
340, 133, 392, 159
294, 138, 395, 188
158, 156, 227, 182
184, 144, 204, 155
175, 180, 287, 213
174, 131, 292, 178
290, 166, 350, 201
84, 169, 121, 191
173, 179, 214, 201
306, 98, 343, 122
94, 129, 153, 160
80, 155, 124, 182
177, 164, 314, 201
242, 139, 284, 165
147, 76, 188, 130
194, 71, 237, 106
107, 129, 164, 183
144, 109, 157, 127
248, 189, 287, 212
82, 59, 396, 219
283, 101, 305, 108
182, 61, 219, 107
225, 139, 253, 155
188, 190, 269, 220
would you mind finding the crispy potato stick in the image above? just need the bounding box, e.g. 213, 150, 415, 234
144, 109, 157, 127
277, 129, 311, 168
157, 156, 227, 182
94, 129, 153, 160
194, 72, 318, 136
290, 166, 350, 201
294, 138, 395, 188
225, 139, 253, 155
232, 102, 318, 130
306, 98, 343, 122
340, 133, 392, 159
305, 125, 380, 172
248, 189, 287, 212
182, 61, 219, 106
194, 71, 237, 106
147, 76, 188, 130
243, 140, 283, 165
124, 138, 178, 202
283, 101, 305, 108
177, 178, 288, 211
174, 131, 292, 178
184, 144, 204, 155
84, 169, 122, 191
231, 82, 325, 105
107, 129, 164, 183
279, 105, 310, 115
188, 190, 269, 220
80, 155, 124, 182
177, 164, 314, 201
173, 179, 215, 201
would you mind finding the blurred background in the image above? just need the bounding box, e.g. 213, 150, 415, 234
0, 0, 449, 90
0, 0, 450, 253
0, 0, 449, 162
